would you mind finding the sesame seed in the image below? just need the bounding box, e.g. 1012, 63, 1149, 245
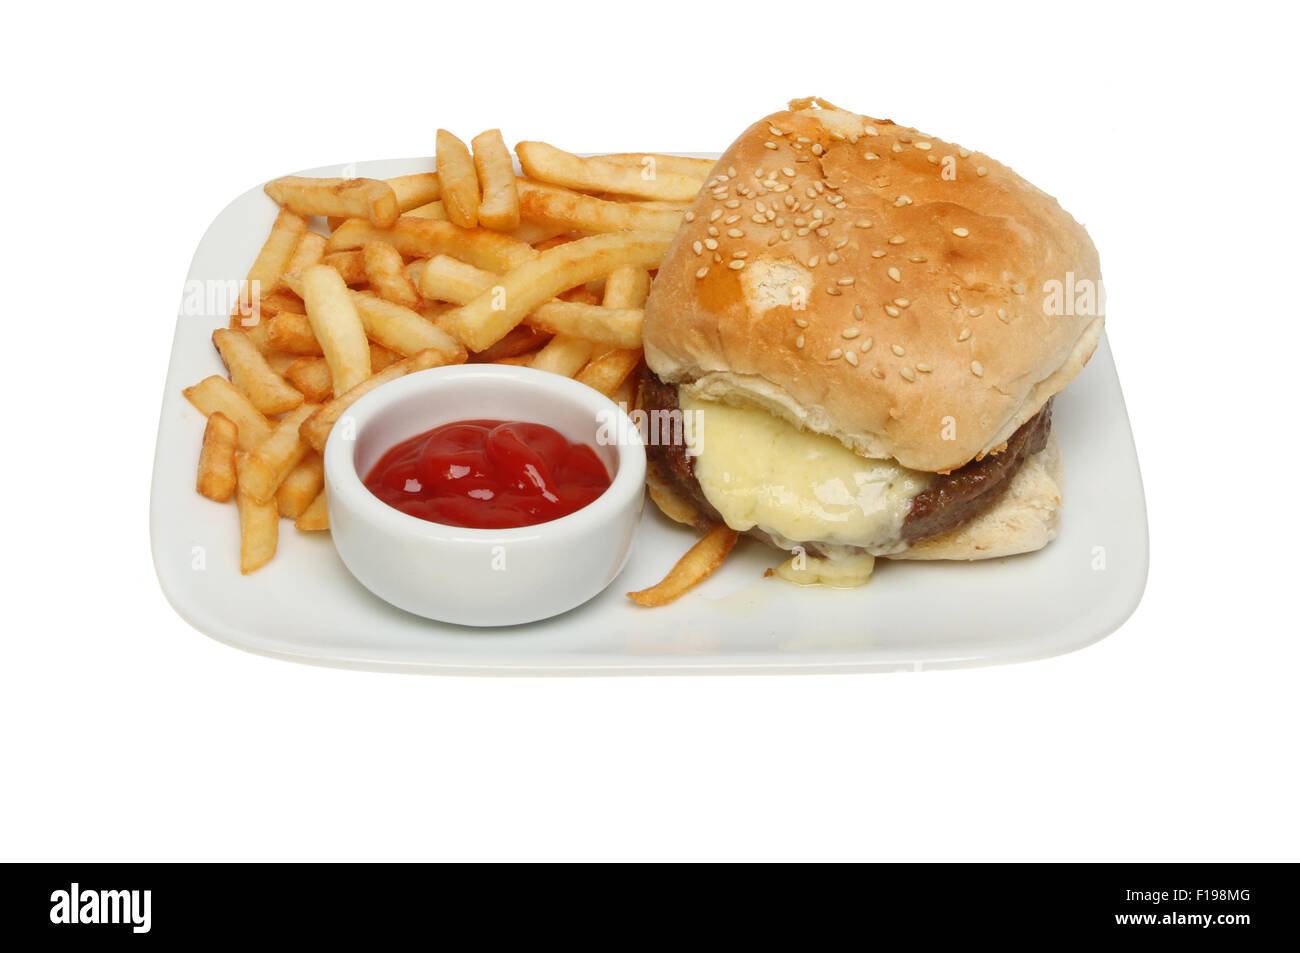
894, 195, 913, 207
891, 344, 905, 356
863, 126, 878, 136
915, 141, 932, 150
684, 211, 695, 223
997, 308, 1009, 322
794, 317, 809, 328
707, 226, 718, 237
959, 148, 971, 158
837, 277, 855, 286
812, 143, 824, 156
916, 363, 932, 373
952, 227, 970, 237
724, 199, 740, 208
764, 141, 778, 150
828, 348, 843, 360
872, 368, 885, 380
889, 235, 906, 244
768, 126, 782, 136
1012, 283, 1025, 295
884, 305, 900, 317
796, 335, 805, 348
727, 228, 744, 238
863, 152, 879, 161
888, 267, 901, 282
894, 297, 909, 307
844, 351, 859, 366
782, 167, 795, 177
947, 290, 961, 306
728, 260, 745, 270
971, 361, 984, 377
709, 209, 723, 222
861, 337, 873, 351
842, 328, 861, 339
695, 267, 708, 279
826, 286, 842, 295
733, 250, 748, 259
692, 241, 703, 254
900, 367, 917, 382
855, 219, 873, 228
976, 166, 988, 176
723, 214, 740, 224
968, 307, 983, 316
854, 305, 865, 319
958, 328, 971, 341
827, 252, 839, 264
871, 250, 887, 258
704, 237, 718, 250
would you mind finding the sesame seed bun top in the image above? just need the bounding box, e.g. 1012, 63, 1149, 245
642, 97, 1104, 473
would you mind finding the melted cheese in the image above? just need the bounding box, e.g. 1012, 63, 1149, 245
680, 392, 931, 559
775, 552, 877, 588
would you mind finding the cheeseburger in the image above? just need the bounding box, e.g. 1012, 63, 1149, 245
640, 98, 1104, 586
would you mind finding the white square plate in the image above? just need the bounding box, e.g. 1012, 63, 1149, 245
151, 157, 1148, 675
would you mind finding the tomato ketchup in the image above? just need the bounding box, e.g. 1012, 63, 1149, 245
362, 419, 611, 528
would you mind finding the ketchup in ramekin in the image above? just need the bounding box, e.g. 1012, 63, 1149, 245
362, 419, 611, 529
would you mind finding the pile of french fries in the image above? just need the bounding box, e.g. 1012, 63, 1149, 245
183, 127, 728, 604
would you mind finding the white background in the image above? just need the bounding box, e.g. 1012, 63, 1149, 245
2, 1, 1296, 861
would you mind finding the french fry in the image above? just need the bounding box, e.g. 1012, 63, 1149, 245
212, 328, 304, 415
264, 176, 399, 228
495, 350, 546, 366
516, 178, 683, 234
280, 231, 327, 287
530, 335, 593, 376
299, 349, 454, 453
262, 350, 298, 376
403, 199, 448, 220
294, 490, 330, 532
276, 452, 325, 519
472, 129, 520, 231
284, 357, 333, 403
576, 347, 642, 396
602, 265, 651, 309
237, 403, 318, 504
284, 344, 399, 403
326, 217, 537, 271
183, 376, 271, 450
266, 311, 322, 355
385, 172, 441, 212
232, 209, 306, 326
420, 254, 643, 349
447, 231, 671, 351
253, 288, 306, 318
351, 291, 467, 360
236, 457, 280, 573
593, 153, 718, 179
362, 241, 421, 309
322, 249, 368, 285
627, 525, 739, 607
469, 326, 550, 363
525, 302, 641, 349
196, 412, 239, 502
436, 129, 480, 228
301, 264, 371, 395
517, 141, 704, 202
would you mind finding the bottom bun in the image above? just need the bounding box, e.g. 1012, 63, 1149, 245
887, 432, 1062, 562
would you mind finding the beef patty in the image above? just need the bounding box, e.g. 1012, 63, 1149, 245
639, 370, 1052, 552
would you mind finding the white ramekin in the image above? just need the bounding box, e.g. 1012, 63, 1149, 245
323, 363, 646, 627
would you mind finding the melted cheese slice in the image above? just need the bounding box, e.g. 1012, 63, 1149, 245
680, 392, 932, 558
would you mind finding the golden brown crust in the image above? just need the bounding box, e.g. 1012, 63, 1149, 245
643, 98, 1103, 473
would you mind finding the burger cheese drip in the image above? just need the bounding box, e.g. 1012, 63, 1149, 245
679, 391, 932, 585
